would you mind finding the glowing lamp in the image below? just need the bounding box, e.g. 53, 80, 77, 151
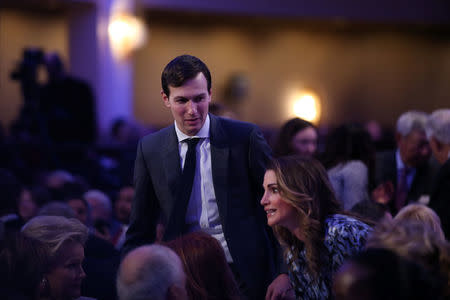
108, 13, 147, 59
292, 91, 321, 124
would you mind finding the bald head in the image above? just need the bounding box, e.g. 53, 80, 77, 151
117, 245, 187, 300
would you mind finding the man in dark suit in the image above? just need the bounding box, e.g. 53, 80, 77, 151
123, 55, 289, 300
426, 109, 450, 239
374, 111, 438, 215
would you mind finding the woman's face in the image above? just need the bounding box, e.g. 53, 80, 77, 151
261, 170, 298, 230
291, 126, 318, 158
46, 241, 86, 300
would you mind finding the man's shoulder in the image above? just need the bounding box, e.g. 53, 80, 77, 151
137, 125, 176, 154
210, 114, 259, 135
140, 125, 175, 143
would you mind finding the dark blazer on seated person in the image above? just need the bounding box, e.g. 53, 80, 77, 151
123, 114, 282, 300
429, 158, 450, 239
375, 150, 438, 214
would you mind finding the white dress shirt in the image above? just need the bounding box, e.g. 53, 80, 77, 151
174, 115, 233, 262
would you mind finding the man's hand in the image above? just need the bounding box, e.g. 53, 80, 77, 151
372, 181, 394, 205
265, 274, 295, 300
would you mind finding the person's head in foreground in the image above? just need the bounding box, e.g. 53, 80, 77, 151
333, 248, 442, 300
117, 244, 187, 300
366, 219, 450, 298
165, 231, 241, 300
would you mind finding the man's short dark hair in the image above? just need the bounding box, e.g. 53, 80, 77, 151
161, 55, 211, 97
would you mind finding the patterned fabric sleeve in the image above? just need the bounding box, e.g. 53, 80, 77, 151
324, 214, 372, 274
285, 214, 372, 300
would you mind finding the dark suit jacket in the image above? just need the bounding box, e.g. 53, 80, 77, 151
429, 158, 450, 239
375, 150, 438, 215
123, 114, 281, 299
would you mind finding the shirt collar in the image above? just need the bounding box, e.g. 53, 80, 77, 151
395, 149, 405, 170
174, 114, 210, 142
396, 149, 416, 173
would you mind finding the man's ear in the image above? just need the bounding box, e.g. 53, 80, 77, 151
162, 90, 170, 108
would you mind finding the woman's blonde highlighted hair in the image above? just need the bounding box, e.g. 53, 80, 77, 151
22, 215, 88, 265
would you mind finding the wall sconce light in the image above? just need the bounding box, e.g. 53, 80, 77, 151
290, 90, 321, 124
108, 13, 147, 59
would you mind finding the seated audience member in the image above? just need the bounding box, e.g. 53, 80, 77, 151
333, 248, 441, 300
114, 186, 133, 225
394, 203, 445, 240
260, 156, 372, 299
322, 124, 375, 211
22, 216, 89, 300
110, 118, 139, 146
38, 201, 120, 300
374, 111, 438, 215
84, 189, 112, 223
166, 231, 241, 300
84, 189, 116, 241
45, 170, 76, 200
112, 186, 134, 249
425, 109, 450, 238
117, 244, 187, 300
0, 233, 48, 300
366, 219, 450, 298
18, 187, 39, 223
66, 195, 91, 227
273, 118, 318, 158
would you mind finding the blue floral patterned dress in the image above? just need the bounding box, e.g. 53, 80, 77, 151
286, 214, 371, 300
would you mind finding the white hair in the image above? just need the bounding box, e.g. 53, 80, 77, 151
117, 245, 185, 300
84, 189, 112, 214
396, 111, 428, 137
426, 109, 450, 145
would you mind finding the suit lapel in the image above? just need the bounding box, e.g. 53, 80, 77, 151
163, 126, 182, 215
209, 115, 229, 227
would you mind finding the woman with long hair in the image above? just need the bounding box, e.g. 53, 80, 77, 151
273, 118, 318, 158
260, 156, 371, 299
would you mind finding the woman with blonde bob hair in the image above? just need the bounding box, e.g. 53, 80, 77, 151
22, 215, 89, 300
394, 203, 445, 240
260, 156, 371, 299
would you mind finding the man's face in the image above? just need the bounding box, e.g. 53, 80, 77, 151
115, 186, 134, 224
398, 129, 431, 167
162, 72, 211, 136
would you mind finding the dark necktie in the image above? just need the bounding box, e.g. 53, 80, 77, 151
395, 167, 409, 212
165, 138, 200, 240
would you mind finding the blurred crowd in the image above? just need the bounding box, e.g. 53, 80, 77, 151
0, 50, 449, 300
